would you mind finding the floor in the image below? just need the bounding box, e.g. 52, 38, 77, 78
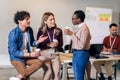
0, 68, 43, 80
0, 67, 120, 80
0, 54, 120, 80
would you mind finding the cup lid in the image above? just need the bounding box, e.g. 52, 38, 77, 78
35, 48, 41, 52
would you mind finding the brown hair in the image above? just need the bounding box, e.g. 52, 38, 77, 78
39, 12, 61, 35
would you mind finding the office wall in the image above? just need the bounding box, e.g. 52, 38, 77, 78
0, 0, 120, 54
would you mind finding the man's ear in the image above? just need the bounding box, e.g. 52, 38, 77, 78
109, 29, 111, 32
18, 20, 21, 23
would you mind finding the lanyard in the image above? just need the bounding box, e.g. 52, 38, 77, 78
109, 36, 117, 49
47, 30, 55, 42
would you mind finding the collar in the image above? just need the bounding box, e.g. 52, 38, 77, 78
74, 22, 84, 33
77, 22, 85, 29
47, 27, 55, 31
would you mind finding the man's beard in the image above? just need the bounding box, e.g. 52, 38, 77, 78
112, 33, 117, 37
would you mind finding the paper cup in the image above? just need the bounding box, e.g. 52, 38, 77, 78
9, 77, 20, 80
53, 39, 58, 42
35, 49, 41, 52
64, 27, 70, 30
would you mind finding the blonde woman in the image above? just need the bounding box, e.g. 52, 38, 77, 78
37, 12, 63, 80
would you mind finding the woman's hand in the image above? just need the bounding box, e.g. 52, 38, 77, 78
64, 28, 73, 36
36, 35, 48, 45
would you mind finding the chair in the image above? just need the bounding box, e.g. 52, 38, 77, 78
96, 64, 117, 80
64, 44, 71, 53
57, 47, 64, 52
60, 61, 73, 80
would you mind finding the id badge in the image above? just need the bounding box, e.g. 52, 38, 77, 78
49, 48, 55, 54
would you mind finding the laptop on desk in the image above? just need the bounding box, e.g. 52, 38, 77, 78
113, 52, 120, 55
100, 52, 120, 58
101, 52, 112, 55
95, 54, 109, 59
101, 52, 120, 55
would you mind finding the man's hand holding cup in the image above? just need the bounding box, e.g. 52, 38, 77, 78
30, 49, 41, 57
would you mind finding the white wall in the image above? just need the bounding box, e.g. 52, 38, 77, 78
0, 0, 120, 54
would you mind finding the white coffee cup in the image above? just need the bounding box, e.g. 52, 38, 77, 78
35, 48, 41, 52
53, 39, 58, 42
9, 77, 20, 80
64, 27, 70, 30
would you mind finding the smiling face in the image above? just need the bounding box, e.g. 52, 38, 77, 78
45, 15, 56, 28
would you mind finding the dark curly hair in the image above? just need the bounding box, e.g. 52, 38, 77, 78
14, 11, 30, 24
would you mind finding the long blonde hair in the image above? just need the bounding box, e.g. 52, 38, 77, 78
39, 12, 61, 35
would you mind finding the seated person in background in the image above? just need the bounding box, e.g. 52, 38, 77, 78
93, 23, 120, 80
8, 11, 48, 80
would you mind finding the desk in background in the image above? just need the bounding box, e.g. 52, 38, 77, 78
60, 53, 72, 80
60, 53, 120, 80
